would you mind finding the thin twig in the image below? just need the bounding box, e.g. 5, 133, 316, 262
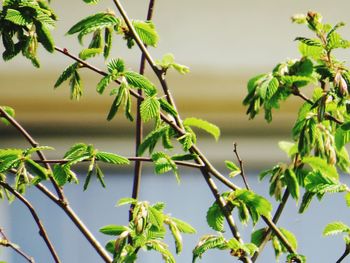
336, 243, 350, 263
0, 227, 35, 263
252, 189, 290, 262
233, 142, 250, 190
0, 182, 60, 263
0, 108, 65, 201
129, 0, 157, 225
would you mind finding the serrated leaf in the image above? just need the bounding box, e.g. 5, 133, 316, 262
124, 71, 156, 95
25, 159, 47, 180
78, 48, 102, 60
206, 202, 224, 232
151, 152, 180, 183
323, 221, 350, 236
303, 156, 338, 180
284, 169, 299, 201
183, 117, 220, 141
251, 228, 267, 247
192, 235, 226, 263
299, 191, 315, 214
138, 125, 168, 155
54, 63, 79, 88
99, 225, 129, 236
225, 160, 241, 177
53, 164, 68, 186
96, 75, 113, 94
168, 222, 182, 254
170, 217, 196, 234
95, 151, 129, 165
156, 53, 189, 74
140, 96, 160, 122
0, 106, 15, 125
5, 8, 28, 26
159, 98, 178, 117
64, 143, 88, 159
107, 58, 125, 74
69, 71, 83, 100
132, 20, 159, 47
117, 197, 137, 206
103, 27, 112, 59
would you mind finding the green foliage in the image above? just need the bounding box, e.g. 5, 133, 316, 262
183, 117, 220, 141
225, 160, 241, 177
0, 0, 57, 65
101, 199, 195, 262
138, 125, 169, 155
156, 53, 190, 74
131, 20, 159, 47
206, 202, 224, 232
140, 96, 160, 122
323, 221, 350, 236
0, 106, 15, 125
151, 152, 179, 183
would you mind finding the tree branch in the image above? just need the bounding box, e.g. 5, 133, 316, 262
336, 243, 350, 263
233, 142, 250, 190
130, 0, 157, 225
0, 182, 60, 263
0, 107, 64, 201
0, 227, 35, 263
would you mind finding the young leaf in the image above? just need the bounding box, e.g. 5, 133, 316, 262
140, 96, 160, 122
78, 48, 102, 60
170, 217, 196, 234
54, 63, 78, 88
284, 169, 299, 201
156, 53, 189, 74
192, 235, 226, 263
132, 20, 159, 47
96, 75, 113, 94
151, 152, 180, 183
99, 225, 129, 236
0, 106, 15, 125
323, 221, 350, 236
183, 117, 220, 141
52, 164, 69, 187
107, 58, 125, 74
124, 71, 156, 95
225, 160, 241, 177
138, 125, 168, 155
302, 156, 338, 180
25, 159, 48, 180
159, 98, 178, 117
117, 197, 137, 206
95, 151, 130, 165
206, 202, 225, 232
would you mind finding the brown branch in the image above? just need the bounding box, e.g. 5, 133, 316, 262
0, 107, 64, 201
336, 243, 350, 263
233, 142, 250, 190
0, 227, 35, 263
130, 0, 157, 225
0, 182, 60, 263
31, 157, 203, 169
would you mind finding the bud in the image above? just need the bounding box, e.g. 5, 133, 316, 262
291, 14, 307, 24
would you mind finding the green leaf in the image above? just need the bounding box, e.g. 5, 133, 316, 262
234, 189, 272, 218
284, 169, 299, 201
0, 106, 15, 125
53, 164, 68, 186
304, 171, 345, 194
345, 192, 350, 207
140, 97, 160, 122
159, 98, 178, 117
107, 58, 125, 74
107, 83, 128, 121
124, 71, 156, 95
323, 221, 350, 236
117, 197, 137, 206
25, 159, 47, 180
225, 160, 241, 177
278, 141, 297, 157
64, 143, 89, 159
69, 71, 83, 100
54, 63, 79, 88
78, 48, 102, 60
138, 125, 168, 155
299, 191, 315, 214
5, 8, 28, 26
67, 12, 119, 38
280, 228, 298, 251
151, 152, 180, 183
95, 151, 130, 165
155, 53, 189, 74
103, 27, 112, 59
183, 117, 220, 141
170, 217, 196, 234
298, 42, 323, 59
206, 202, 225, 232
251, 228, 267, 247
335, 125, 350, 150
99, 225, 129, 236
303, 156, 338, 180
83, 0, 100, 4
95, 164, 106, 188
192, 235, 226, 263
96, 75, 113, 94
132, 20, 159, 47
168, 222, 182, 254
35, 23, 55, 53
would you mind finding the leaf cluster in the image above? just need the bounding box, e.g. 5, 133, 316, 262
0, 0, 57, 67
100, 199, 195, 262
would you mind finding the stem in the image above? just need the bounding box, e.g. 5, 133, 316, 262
199, 167, 252, 263
32, 157, 203, 169
0, 227, 35, 263
233, 142, 250, 190
0, 108, 65, 201
252, 189, 290, 262
336, 243, 350, 263
0, 182, 60, 263
129, 0, 157, 224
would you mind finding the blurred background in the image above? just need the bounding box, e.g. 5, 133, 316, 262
2, 0, 350, 262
